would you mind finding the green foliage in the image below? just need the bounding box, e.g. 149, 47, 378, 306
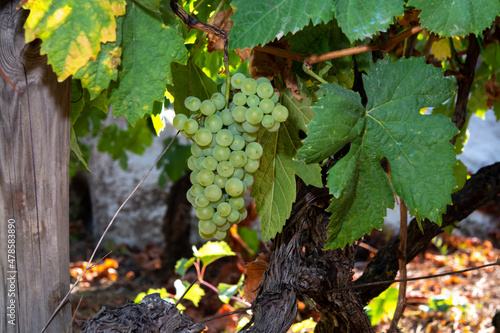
193, 241, 235, 267
252, 88, 322, 241
229, 0, 335, 49
108, 2, 188, 124
299, 57, 458, 249
366, 286, 399, 325
408, 0, 500, 37
22, 0, 126, 80
334, 0, 404, 42
217, 275, 244, 304
174, 279, 205, 307
156, 138, 191, 186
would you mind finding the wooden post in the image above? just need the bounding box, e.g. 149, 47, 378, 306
0, 1, 72, 332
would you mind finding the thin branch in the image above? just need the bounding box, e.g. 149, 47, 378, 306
333, 258, 499, 293
42, 132, 180, 333
175, 277, 199, 307
388, 199, 408, 333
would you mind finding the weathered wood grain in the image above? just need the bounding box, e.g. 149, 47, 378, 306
0, 1, 71, 332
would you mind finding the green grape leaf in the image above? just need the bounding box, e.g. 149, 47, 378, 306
288, 19, 352, 70
299, 57, 458, 249
174, 279, 205, 307
108, 3, 187, 124
407, 0, 500, 37
174, 257, 196, 277
133, 0, 162, 14
193, 241, 235, 267
325, 140, 395, 250
70, 126, 90, 172
229, 0, 334, 49
74, 17, 123, 100
217, 282, 239, 304
334, 0, 404, 42
22, 0, 125, 81
252, 88, 323, 241
168, 60, 219, 116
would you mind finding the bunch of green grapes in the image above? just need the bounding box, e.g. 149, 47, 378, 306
172, 74, 289, 240
325, 70, 353, 89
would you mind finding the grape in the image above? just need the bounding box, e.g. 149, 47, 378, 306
211, 92, 226, 110
197, 169, 215, 186
233, 168, 245, 180
220, 82, 227, 94
245, 159, 260, 173
213, 145, 231, 161
195, 156, 205, 171
261, 115, 275, 129
173, 114, 188, 130
259, 99, 275, 114
187, 156, 197, 171
243, 173, 254, 187
216, 129, 234, 147
191, 143, 205, 157
185, 96, 201, 112
225, 178, 244, 197
203, 156, 218, 171
242, 121, 260, 133
246, 142, 263, 159
229, 196, 245, 210
200, 230, 215, 240
271, 92, 279, 103
204, 184, 223, 202
212, 212, 226, 227
190, 170, 199, 184
227, 209, 240, 223
230, 135, 245, 151
198, 219, 216, 234
200, 100, 216, 116
228, 123, 243, 135
184, 119, 199, 135
217, 202, 232, 217
194, 128, 213, 146
245, 106, 263, 125
209, 195, 225, 208
268, 121, 280, 132
240, 209, 248, 221
256, 77, 271, 85
242, 132, 258, 142
196, 206, 215, 220
214, 175, 228, 188
230, 150, 248, 168
337, 71, 348, 82
195, 194, 210, 208
220, 109, 234, 126
205, 114, 223, 133
203, 147, 213, 156
241, 78, 258, 95
232, 106, 247, 123
217, 222, 231, 231
272, 105, 289, 122
246, 94, 260, 107
213, 230, 227, 240
231, 73, 246, 89
217, 161, 235, 178
233, 92, 247, 106
257, 82, 274, 99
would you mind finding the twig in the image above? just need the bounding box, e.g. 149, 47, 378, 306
331, 258, 499, 293
198, 279, 251, 306
200, 306, 252, 323
41, 132, 180, 333
175, 277, 199, 307
388, 199, 408, 333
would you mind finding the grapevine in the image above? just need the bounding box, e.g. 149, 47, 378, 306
173, 74, 289, 240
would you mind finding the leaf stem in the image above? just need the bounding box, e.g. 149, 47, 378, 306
302, 63, 328, 84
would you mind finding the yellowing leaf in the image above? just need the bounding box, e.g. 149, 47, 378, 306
23, 0, 126, 81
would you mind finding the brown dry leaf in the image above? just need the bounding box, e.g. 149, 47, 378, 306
207, 9, 233, 52
484, 72, 500, 109
283, 66, 301, 100
243, 253, 269, 303
235, 47, 251, 62
397, 9, 421, 28
248, 42, 292, 80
